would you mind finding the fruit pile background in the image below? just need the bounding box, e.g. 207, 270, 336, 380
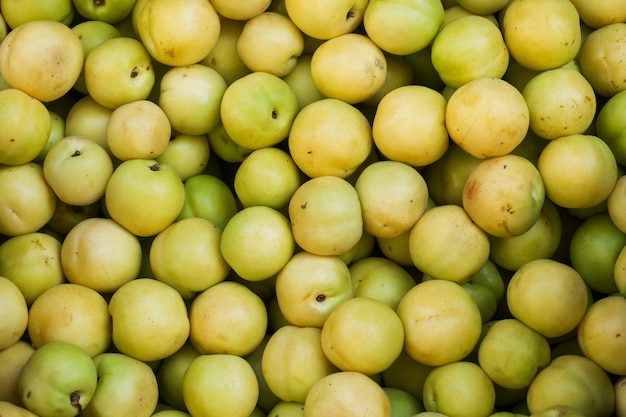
1, 0, 626, 417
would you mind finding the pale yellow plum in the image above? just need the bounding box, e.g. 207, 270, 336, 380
537, 134, 618, 209
523, 68, 596, 140
355, 161, 429, 239
108, 278, 190, 362
569, 0, 626, 28
321, 297, 404, 375
220, 206, 294, 281
363, 0, 444, 56
61, 217, 142, 294
431, 15, 509, 88
507, 259, 589, 338
397, 279, 483, 366
0, 89, 51, 166
133, 0, 220, 66
237, 12, 303, 77
578, 23, 626, 97
0, 166, 57, 236
0, 20, 83, 102
526, 355, 615, 417
275, 251, 353, 328
83, 352, 159, 417
105, 159, 185, 237
422, 361, 496, 417
372, 85, 448, 167
183, 354, 259, 417
0, 0, 73, 28
262, 325, 337, 403
303, 371, 391, 417
156, 134, 211, 181
349, 256, 417, 310
0, 232, 64, 306
219, 71, 298, 150
150, 217, 229, 298
289, 176, 363, 256
84, 37, 155, 109
27, 283, 111, 357
377, 231, 413, 267
189, 281, 268, 357
502, 0, 581, 71
310, 33, 386, 104
288, 98, 372, 179
200, 16, 251, 86
284, 0, 368, 40
64, 95, 113, 152
409, 204, 490, 283
43, 136, 114, 206
446, 77, 530, 159
0, 277, 28, 350
158, 64, 227, 136
107, 100, 171, 161
462, 154, 545, 238
0, 341, 34, 404
211, 0, 271, 19
234, 147, 301, 209
578, 295, 626, 375
478, 319, 551, 389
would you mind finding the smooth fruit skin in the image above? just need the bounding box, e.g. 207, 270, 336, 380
537, 134, 618, 209
526, 355, 615, 417
303, 371, 391, 417
183, 354, 259, 417
0, 277, 28, 350
0, 89, 51, 166
27, 283, 112, 357
578, 295, 626, 376
320, 296, 404, 375
506, 259, 589, 339
83, 353, 159, 417
262, 326, 337, 403
17, 341, 98, 417
397, 279, 483, 366
108, 278, 190, 362
0, 20, 83, 102
478, 318, 551, 389
431, 15, 509, 88
422, 361, 496, 417
0, 341, 35, 405
133, 0, 220, 66
364, 0, 444, 56
502, 0, 581, 71
104, 159, 185, 237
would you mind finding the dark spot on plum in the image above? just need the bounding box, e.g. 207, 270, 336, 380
130, 67, 139, 78
346, 9, 356, 19
149, 163, 161, 172
301, 202, 307, 209
72, 150, 81, 157
272, 109, 278, 119
315, 294, 326, 302
94, 0, 105, 6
